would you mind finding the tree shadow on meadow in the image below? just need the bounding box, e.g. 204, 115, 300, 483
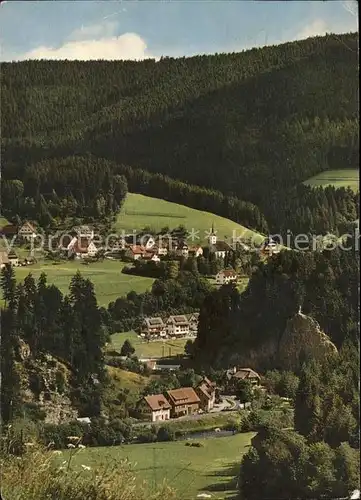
201, 461, 242, 499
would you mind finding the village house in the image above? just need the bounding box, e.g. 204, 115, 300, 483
126, 245, 146, 260
141, 317, 166, 338
0, 251, 9, 269
8, 251, 19, 267
188, 246, 203, 258
166, 315, 190, 337
216, 269, 238, 285
226, 367, 261, 386
195, 377, 216, 412
67, 237, 98, 259
152, 244, 168, 257
142, 252, 161, 263
18, 221, 37, 241
188, 313, 199, 334
166, 387, 200, 418
135, 235, 156, 250
142, 394, 171, 422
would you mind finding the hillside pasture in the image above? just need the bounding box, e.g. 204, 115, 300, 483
14, 260, 154, 306
65, 432, 255, 499
109, 331, 187, 359
303, 169, 359, 192
114, 193, 265, 245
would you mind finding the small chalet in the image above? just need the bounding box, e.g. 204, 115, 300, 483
195, 377, 216, 412
188, 313, 199, 334
18, 221, 37, 241
141, 317, 166, 338
135, 235, 156, 250
226, 367, 261, 386
166, 315, 190, 337
67, 237, 98, 259
166, 387, 200, 417
0, 251, 9, 269
8, 251, 19, 267
188, 246, 203, 258
142, 394, 171, 422
216, 270, 238, 285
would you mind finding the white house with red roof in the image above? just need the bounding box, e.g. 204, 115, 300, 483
216, 269, 238, 285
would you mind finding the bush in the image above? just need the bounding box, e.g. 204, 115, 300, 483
136, 428, 157, 443
55, 370, 66, 394
157, 426, 175, 442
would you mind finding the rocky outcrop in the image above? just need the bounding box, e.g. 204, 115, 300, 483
278, 310, 338, 372
16, 345, 78, 425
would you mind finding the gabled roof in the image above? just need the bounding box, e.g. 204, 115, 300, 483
218, 269, 237, 277
232, 368, 261, 380
167, 315, 189, 325
130, 245, 146, 255
144, 317, 165, 327
19, 221, 36, 233
166, 387, 200, 406
144, 394, 171, 412
72, 237, 92, 254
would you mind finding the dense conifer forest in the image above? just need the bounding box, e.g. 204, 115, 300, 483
1, 33, 359, 235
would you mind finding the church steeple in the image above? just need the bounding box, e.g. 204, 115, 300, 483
208, 222, 217, 245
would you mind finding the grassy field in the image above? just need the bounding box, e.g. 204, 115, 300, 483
13, 260, 154, 306
303, 169, 359, 192
66, 432, 255, 499
109, 331, 187, 358
114, 193, 265, 244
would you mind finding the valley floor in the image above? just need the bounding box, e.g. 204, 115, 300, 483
64, 432, 255, 500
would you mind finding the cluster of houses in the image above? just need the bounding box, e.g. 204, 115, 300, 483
140, 313, 199, 339
141, 376, 216, 422
0, 221, 38, 242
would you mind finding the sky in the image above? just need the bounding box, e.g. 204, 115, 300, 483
0, 0, 358, 62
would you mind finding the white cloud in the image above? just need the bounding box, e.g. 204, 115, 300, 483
16, 31, 157, 61
294, 19, 329, 41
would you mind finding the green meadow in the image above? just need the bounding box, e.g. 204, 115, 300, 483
303, 169, 359, 192
109, 331, 188, 358
114, 193, 265, 244
65, 432, 255, 500
14, 260, 154, 306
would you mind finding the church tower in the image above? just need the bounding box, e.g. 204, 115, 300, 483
208, 223, 217, 245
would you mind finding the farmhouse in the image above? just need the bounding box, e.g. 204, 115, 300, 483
18, 221, 37, 241
142, 394, 171, 422
226, 367, 261, 386
195, 377, 216, 412
216, 270, 238, 285
141, 317, 166, 338
166, 315, 190, 337
68, 237, 98, 259
166, 387, 200, 417
0, 251, 9, 269
127, 245, 146, 260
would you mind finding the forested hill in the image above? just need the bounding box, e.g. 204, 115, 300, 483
2, 33, 359, 233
